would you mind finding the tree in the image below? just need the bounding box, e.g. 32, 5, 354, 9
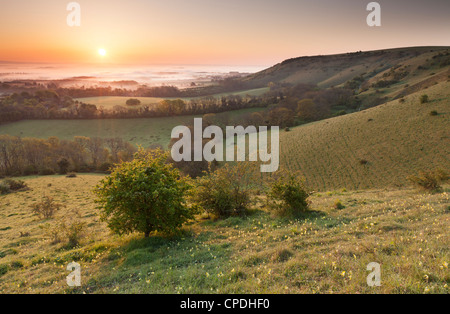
267, 107, 295, 128
75, 136, 107, 168
94, 149, 195, 237
297, 99, 317, 121
57, 158, 70, 174
126, 98, 141, 106
104, 138, 125, 163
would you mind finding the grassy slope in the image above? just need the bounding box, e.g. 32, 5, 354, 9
0, 175, 448, 294
243, 47, 449, 88
279, 81, 450, 192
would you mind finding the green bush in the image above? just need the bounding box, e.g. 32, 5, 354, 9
0, 182, 10, 195
57, 158, 70, 175
267, 170, 310, 217
10, 260, 24, 269
3, 179, 28, 191
66, 221, 86, 248
126, 98, 141, 106
191, 163, 255, 218
0, 264, 8, 276
23, 165, 38, 176
98, 162, 113, 173
334, 200, 345, 210
420, 94, 429, 104
94, 148, 195, 238
44, 218, 85, 247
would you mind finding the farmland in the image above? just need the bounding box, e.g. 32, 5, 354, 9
75, 87, 270, 110
0, 108, 265, 149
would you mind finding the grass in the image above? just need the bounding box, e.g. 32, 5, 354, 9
74, 88, 270, 110
279, 81, 450, 192
245, 47, 449, 89
0, 108, 265, 149
0, 175, 448, 294
75, 96, 170, 109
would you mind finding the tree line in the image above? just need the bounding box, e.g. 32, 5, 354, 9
0, 135, 136, 177
0, 90, 274, 123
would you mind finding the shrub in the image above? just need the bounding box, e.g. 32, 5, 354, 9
126, 98, 141, 106
190, 163, 255, 218
3, 179, 28, 191
334, 200, 345, 210
94, 148, 195, 238
23, 165, 38, 176
77, 164, 95, 173
359, 159, 369, 165
30, 196, 64, 219
335, 110, 347, 117
429, 110, 438, 116
408, 169, 448, 192
10, 260, 24, 269
0, 182, 10, 195
65, 221, 86, 248
44, 222, 64, 244
435, 169, 449, 181
98, 162, 113, 173
267, 170, 310, 217
0, 264, 8, 276
272, 249, 294, 263
57, 158, 70, 175
420, 95, 429, 104
44, 219, 85, 247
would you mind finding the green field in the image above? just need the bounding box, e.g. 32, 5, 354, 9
0, 174, 448, 294
0, 108, 265, 149
75, 87, 270, 109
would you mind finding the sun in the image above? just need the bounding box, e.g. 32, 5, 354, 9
98, 49, 107, 57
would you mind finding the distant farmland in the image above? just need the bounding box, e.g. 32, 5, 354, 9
0, 108, 265, 149
75, 87, 270, 109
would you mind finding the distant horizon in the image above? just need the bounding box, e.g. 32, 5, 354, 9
1, 45, 449, 86
1, 45, 449, 68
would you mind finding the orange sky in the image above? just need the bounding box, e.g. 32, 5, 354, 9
1, 0, 449, 66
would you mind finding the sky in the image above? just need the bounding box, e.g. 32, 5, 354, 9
0, 0, 449, 67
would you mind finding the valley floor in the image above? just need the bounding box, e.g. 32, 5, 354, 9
0, 175, 448, 294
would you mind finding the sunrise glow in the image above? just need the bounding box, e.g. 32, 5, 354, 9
98, 49, 107, 57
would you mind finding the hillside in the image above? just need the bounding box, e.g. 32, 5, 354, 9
242, 47, 450, 89
0, 175, 448, 294
279, 80, 450, 192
